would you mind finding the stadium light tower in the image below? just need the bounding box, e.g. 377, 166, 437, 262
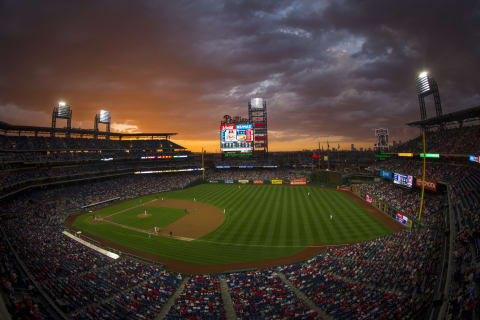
51, 101, 72, 137
94, 109, 111, 139
416, 71, 443, 121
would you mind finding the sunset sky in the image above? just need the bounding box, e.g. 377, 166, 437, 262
1, 1, 479, 152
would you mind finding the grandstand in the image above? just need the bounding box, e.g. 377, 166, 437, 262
1, 110, 479, 320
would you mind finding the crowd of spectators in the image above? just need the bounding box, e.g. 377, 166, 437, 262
372, 159, 473, 183
207, 169, 307, 181
354, 181, 445, 226
0, 161, 201, 193
3, 153, 479, 318
278, 228, 441, 318
0, 236, 49, 319
225, 270, 318, 319
0, 134, 191, 164
0, 173, 199, 318
0, 135, 184, 151
392, 125, 480, 155
166, 275, 226, 319
447, 170, 480, 318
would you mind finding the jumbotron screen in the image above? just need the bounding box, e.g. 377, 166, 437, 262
220, 124, 253, 153
393, 173, 414, 188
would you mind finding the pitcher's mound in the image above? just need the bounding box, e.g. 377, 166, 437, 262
137, 213, 152, 219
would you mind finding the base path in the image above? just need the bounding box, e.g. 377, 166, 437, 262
148, 199, 224, 239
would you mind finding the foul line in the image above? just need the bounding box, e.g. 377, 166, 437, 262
99, 199, 157, 220
188, 238, 352, 248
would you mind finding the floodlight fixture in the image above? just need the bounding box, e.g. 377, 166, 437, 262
52, 100, 72, 137
415, 70, 442, 121
94, 109, 111, 139
418, 71, 428, 78
99, 109, 111, 123
416, 71, 431, 96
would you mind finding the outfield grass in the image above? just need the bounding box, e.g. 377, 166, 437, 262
73, 184, 392, 265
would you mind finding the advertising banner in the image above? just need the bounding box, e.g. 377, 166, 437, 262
415, 177, 438, 192
209, 180, 219, 183
290, 178, 307, 185
253, 180, 264, 184
271, 180, 283, 185
379, 169, 393, 179
396, 212, 409, 226
393, 173, 414, 188
365, 194, 373, 204
224, 180, 234, 184
238, 180, 249, 184
337, 186, 351, 191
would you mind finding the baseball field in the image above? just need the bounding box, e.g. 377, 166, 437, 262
69, 184, 402, 273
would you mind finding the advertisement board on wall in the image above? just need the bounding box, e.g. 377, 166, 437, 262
379, 169, 393, 179
365, 194, 373, 204
396, 212, 409, 226
271, 180, 283, 185
238, 180, 249, 184
415, 177, 438, 192
393, 173, 414, 188
469, 155, 479, 163
224, 180, 234, 184
253, 180, 264, 184
290, 178, 307, 185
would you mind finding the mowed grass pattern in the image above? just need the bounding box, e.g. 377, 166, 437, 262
110, 206, 186, 230
74, 184, 392, 265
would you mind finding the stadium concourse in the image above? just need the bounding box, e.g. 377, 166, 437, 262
0, 127, 479, 319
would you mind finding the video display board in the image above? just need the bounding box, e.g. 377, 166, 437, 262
379, 169, 393, 179
393, 173, 414, 188
220, 124, 253, 153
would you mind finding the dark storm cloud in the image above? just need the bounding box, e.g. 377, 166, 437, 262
0, 0, 479, 150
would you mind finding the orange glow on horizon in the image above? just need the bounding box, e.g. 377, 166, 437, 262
174, 139, 378, 153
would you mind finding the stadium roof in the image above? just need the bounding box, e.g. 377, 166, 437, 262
407, 105, 480, 127
0, 121, 177, 139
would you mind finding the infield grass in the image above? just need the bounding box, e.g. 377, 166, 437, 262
73, 184, 393, 265
109, 206, 186, 230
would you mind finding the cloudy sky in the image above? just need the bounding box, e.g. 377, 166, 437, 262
1, 0, 479, 152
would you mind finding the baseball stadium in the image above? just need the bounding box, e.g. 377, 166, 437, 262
2, 2, 480, 320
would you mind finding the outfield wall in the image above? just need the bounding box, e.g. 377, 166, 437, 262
351, 185, 414, 228
207, 178, 307, 185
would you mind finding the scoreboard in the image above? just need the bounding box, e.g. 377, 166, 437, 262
220, 124, 253, 153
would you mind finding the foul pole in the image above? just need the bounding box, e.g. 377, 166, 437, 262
202, 148, 205, 181
418, 128, 426, 223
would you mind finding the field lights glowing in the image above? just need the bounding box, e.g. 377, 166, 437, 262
416, 71, 431, 95
58, 101, 66, 107
418, 71, 428, 78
